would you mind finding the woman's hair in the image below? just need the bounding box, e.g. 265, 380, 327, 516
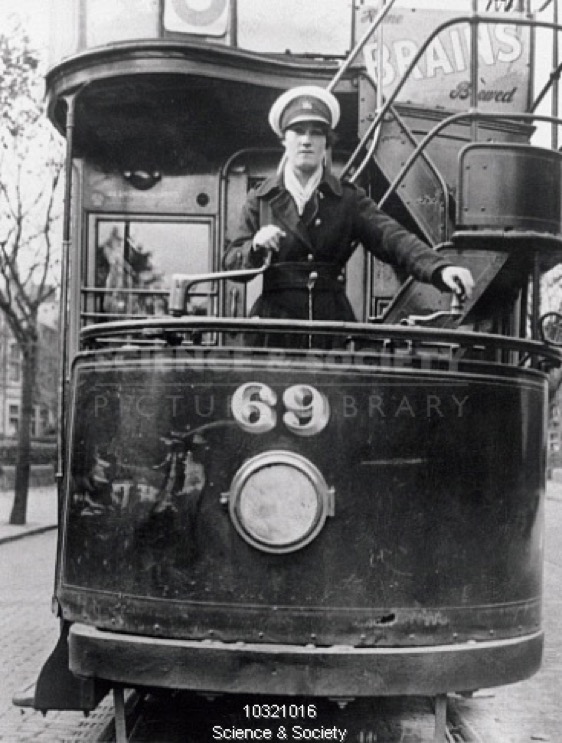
326, 129, 338, 148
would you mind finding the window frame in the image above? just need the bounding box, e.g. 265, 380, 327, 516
82, 212, 216, 324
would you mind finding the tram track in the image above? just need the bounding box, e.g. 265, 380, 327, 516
97, 691, 145, 742
95, 691, 486, 743
446, 702, 485, 743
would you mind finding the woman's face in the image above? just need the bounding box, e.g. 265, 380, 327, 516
282, 122, 327, 176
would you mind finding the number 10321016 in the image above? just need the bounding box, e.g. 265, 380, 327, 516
243, 704, 318, 719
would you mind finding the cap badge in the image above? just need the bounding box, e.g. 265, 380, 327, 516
302, 100, 313, 109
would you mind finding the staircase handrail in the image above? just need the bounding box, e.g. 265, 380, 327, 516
378, 110, 562, 213
325, 0, 452, 243
326, 0, 398, 94
359, 73, 451, 242
342, 15, 562, 189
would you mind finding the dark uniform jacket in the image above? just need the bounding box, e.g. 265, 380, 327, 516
223, 169, 450, 323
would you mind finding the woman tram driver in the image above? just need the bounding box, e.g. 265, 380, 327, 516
223, 86, 473, 345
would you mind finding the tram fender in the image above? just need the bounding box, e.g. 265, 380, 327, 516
33, 621, 109, 712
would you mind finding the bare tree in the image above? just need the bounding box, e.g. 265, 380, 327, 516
0, 22, 64, 524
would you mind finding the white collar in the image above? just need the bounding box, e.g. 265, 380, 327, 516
283, 164, 323, 215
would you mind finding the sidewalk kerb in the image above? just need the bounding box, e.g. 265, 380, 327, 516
0, 523, 57, 545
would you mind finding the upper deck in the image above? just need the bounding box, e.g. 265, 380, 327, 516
45, 1, 537, 163
46, 1, 562, 365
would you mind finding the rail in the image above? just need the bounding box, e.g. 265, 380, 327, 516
79, 316, 562, 367
326, 2, 451, 242
168, 256, 272, 315
357, 74, 451, 242
378, 110, 562, 211
326, 0, 397, 93
342, 15, 562, 190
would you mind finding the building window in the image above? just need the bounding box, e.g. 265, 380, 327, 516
40, 407, 50, 436
8, 404, 19, 436
8, 343, 21, 383
30, 406, 50, 438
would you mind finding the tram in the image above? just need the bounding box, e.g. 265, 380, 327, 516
21, 0, 562, 740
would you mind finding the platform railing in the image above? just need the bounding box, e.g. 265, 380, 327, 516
78, 315, 562, 369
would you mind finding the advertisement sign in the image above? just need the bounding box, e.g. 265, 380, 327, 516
163, 0, 230, 36
359, 3, 531, 112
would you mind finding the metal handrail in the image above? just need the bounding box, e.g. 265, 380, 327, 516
78, 315, 562, 365
326, 0, 397, 93
342, 15, 562, 189
82, 286, 175, 295
342, 15, 475, 182
378, 110, 562, 212
358, 73, 451, 243
532, 59, 562, 113
168, 255, 271, 315
325, 0, 452, 242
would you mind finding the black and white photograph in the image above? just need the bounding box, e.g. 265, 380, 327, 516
0, 1, 561, 740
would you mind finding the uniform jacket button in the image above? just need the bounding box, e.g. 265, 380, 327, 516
338, 274, 345, 283
307, 253, 314, 261
314, 218, 322, 226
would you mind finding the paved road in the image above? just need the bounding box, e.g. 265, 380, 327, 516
0, 532, 112, 741
449, 488, 562, 743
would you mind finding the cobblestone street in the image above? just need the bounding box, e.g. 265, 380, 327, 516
0, 526, 113, 741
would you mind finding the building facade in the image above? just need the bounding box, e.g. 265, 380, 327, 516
0, 305, 58, 439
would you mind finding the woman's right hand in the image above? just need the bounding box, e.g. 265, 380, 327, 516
252, 224, 286, 255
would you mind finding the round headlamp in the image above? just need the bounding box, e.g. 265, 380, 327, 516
228, 451, 334, 554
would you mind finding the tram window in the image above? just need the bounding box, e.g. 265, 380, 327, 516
237, 0, 351, 56
86, 218, 213, 318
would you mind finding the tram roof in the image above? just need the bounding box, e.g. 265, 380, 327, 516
46, 41, 359, 173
